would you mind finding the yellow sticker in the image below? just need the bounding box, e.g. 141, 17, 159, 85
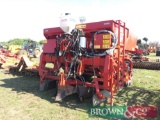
75, 24, 86, 29
103, 35, 110, 39
103, 40, 110, 44
94, 45, 100, 49
103, 45, 110, 48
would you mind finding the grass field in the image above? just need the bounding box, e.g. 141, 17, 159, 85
147, 53, 160, 61
0, 54, 160, 120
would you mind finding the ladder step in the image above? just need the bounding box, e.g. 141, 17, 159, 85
120, 44, 124, 47
120, 55, 124, 57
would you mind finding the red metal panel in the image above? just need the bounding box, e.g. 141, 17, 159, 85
44, 27, 63, 39
43, 39, 56, 53
44, 20, 137, 53
94, 33, 111, 49
76, 20, 114, 32
125, 32, 138, 52
40, 19, 136, 106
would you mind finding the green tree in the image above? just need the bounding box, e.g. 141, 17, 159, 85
0, 42, 8, 46
39, 40, 46, 45
8, 38, 32, 45
0, 42, 9, 49
143, 37, 148, 42
137, 39, 141, 44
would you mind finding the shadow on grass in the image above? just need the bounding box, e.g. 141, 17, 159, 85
116, 87, 160, 105
0, 73, 91, 111
0, 72, 160, 116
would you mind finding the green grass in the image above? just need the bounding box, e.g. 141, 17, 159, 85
0, 56, 160, 119
132, 69, 160, 90
0, 68, 159, 120
147, 53, 159, 61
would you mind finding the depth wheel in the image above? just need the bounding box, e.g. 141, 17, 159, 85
18, 50, 28, 56
33, 49, 41, 58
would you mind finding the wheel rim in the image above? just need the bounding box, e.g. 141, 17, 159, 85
35, 50, 40, 56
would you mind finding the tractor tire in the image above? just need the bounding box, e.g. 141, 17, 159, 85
33, 49, 41, 58
156, 51, 160, 56
18, 50, 28, 56
143, 52, 147, 56
0, 63, 2, 68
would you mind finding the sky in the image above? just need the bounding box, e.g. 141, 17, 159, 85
0, 0, 159, 42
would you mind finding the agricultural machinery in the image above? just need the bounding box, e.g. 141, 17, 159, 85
148, 46, 156, 53
0, 40, 41, 59
0, 54, 5, 68
136, 39, 149, 56
38, 16, 138, 106
131, 39, 160, 69
19, 40, 41, 58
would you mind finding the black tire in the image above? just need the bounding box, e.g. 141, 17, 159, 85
33, 49, 41, 58
0, 63, 2, 68
124, 80, 131, 87
156, 51, 160, 56
143, 52, 147, 56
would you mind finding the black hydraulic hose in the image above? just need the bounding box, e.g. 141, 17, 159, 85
93, 52, 108, 57
91, 30, 118, 56
67, 55, 78, 77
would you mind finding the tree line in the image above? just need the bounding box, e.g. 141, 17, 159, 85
1, 37, 159, 48
0, 38, 46, 46
137, 37, 159, 47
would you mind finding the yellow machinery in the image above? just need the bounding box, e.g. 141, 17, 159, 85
8, 45, 21, 55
